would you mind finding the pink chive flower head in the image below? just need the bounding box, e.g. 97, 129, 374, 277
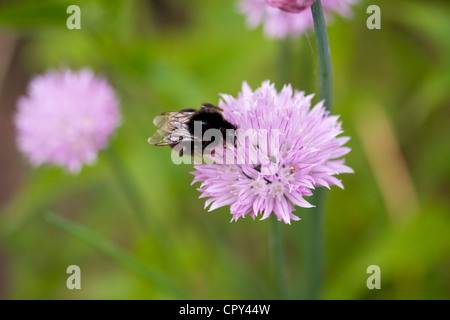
15, 68, 120, 173
266, 0, 316, 13
191, 81, 353, 224
239, 0, 359, 39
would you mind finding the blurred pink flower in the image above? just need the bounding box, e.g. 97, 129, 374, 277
239, 0, 358, 38
191, 81, 353, 224
15, 68, 120, 173
266, 0, 315, 13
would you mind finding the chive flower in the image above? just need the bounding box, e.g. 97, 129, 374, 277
15, 68, 120, 173
191, 81, 353, 224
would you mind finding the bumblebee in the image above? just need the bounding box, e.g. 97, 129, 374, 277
148, 103, 237, 157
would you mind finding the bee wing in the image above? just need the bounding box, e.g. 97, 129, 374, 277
148, 127, 196, 146
149, 111, 196, 146
148, 128, 171, 146
153, 111, 195, 130
152, 113, 172, 129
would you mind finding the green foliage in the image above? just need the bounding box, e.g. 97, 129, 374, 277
0, 0, 449, 299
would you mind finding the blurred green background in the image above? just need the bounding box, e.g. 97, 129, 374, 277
0, 0, 449, 299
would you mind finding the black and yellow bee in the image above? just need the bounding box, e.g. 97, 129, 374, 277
148, 103, 236, 157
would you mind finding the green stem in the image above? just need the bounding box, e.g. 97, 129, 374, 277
312, 0, 333, 111
44, 211, 188, 299
271, 216, 287, 299
105, 143, 149, 233
299, 0, 333, 300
